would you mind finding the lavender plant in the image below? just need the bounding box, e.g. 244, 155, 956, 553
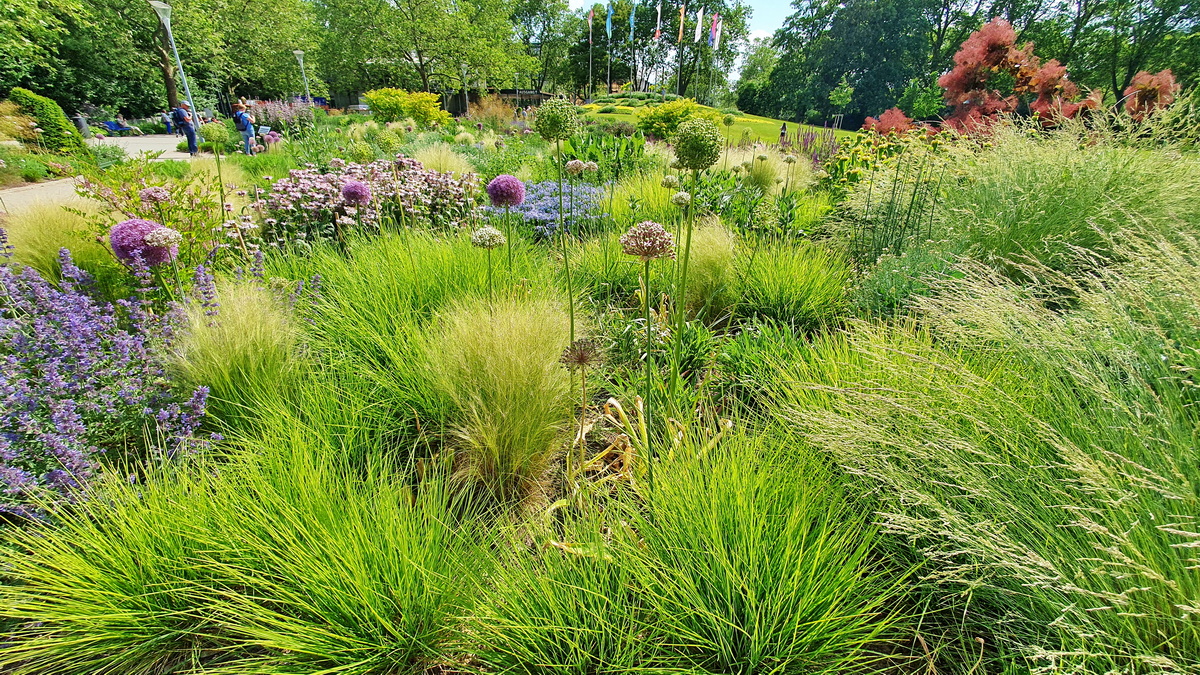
0, 239, 209, 518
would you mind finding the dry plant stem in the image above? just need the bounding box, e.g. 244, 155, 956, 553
576, 365, 587, 475
670, 170, 699, 391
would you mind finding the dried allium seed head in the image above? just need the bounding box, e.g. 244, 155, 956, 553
565, 159, 586, 176
560, 338, 603, 369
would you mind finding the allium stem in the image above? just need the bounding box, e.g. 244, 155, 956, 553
642, 257, 654, 492
556, 138, 575, 342
486, 248, 494, 302
671, 170, 699, 392
504, 205, 513, 276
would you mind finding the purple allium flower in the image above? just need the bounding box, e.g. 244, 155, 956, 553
138, 186, 171, 205
108, 219, 176, 266
486, 174, 525, 207
341, 180, 372, 206
475, 122, 484, 131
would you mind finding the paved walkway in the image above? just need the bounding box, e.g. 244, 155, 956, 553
91, 133, 194, 161
0, 135, 196, 215
0, 178, 84, 215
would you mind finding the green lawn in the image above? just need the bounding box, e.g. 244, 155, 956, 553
580, 102, 857, 143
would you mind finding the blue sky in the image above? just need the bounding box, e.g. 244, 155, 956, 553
567, 1, 792, 42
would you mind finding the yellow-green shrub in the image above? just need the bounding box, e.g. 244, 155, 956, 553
363, 88, 451, 127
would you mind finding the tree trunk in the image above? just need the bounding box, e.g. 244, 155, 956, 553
156, 27, 179, 108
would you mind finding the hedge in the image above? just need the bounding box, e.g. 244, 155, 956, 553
9, 88, 89, 155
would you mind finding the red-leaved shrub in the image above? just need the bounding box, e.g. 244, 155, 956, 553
937, 18, 1097, 131
1124, 70, 1180, 121
862, 107, 914, 135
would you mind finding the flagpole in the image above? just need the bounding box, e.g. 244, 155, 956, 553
676, 5, 685, 96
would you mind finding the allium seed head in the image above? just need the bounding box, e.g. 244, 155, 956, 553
661, 175, 680, 189
584, 161, 599, 173
673, 118, 722, 171
620, 220, 675, 261
560, 338, 603, 369
470, 225, 507, 249
670, 191, 692, 207
565, 159, 586, 176
534, 98, 579, 141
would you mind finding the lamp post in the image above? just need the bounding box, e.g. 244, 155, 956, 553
149, 1, 195, 110
293, 50, 312, 104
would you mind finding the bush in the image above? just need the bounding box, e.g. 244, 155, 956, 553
0, 250, 207, 518
362, 88, 451, 127
7, 88, 87, 154
636, 98, 718, 139
598, 105, 617, 114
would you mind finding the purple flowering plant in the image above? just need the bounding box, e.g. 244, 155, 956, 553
0, 235, 209, 519
261, 157, 480, 246
485, 180, 607, 239
75, 155, 257, 269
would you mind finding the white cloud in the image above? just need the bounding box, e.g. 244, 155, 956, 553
748, 29, 771, 42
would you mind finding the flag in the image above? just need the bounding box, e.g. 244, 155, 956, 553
629, 0, 636, 42
708, 12, 718, 47
588, 8, 594, 44
654, 2, 661, 39
606, 2, 613, 39
693, 7, 704, 43
713, 18, 723, 50
677, 4, 685, 43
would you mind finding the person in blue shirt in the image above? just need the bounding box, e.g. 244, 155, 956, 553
232, 103, 257, 155
173, 101, 197, 156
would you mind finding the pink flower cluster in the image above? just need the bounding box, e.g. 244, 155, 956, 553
261, 158, 480, 244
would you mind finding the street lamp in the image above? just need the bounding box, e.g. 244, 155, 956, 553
293, 50, 312, 104
148, 1, 195, 111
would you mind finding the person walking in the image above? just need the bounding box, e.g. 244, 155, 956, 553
233, 103, 256, 156
173, 101, 198, 156
160, 109, 173, 135
779, 121, 788, 147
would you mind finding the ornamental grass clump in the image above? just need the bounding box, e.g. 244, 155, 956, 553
770, 235, 1200, 671
426, 294, 572, 505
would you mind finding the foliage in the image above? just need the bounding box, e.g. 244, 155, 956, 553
0, 442, 494, 674
771, 235, 1200, 671
7, 87, 87, 154
559, 130, 647, 181
735, 241, 850, 330
261, 157, 480, 247
472, 432, 902, 674
635, 98, 717, 139
362, 88, 451, 127
0, 247, 207, 518
426, 294, 571, 504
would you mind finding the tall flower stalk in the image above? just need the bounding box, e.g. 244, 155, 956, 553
534, 98, 580, 341
668, 118, 722, 393
620, 220, 675, 489
471, 226, 506, 301
486, 175, 525, 277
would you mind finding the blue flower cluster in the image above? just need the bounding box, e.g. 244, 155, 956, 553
485, 181, 607, 238
0, 240, 209, 519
